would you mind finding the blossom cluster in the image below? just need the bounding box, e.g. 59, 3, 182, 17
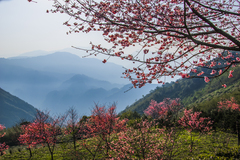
0, 124, 8, 154
178, 109, 213, 132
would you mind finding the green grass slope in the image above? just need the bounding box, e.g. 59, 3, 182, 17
1, 130, 239, 159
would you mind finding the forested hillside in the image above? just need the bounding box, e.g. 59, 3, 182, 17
122, 65, 240, 115
0, 88, 37, 128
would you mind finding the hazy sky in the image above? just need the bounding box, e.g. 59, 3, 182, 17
0, 0, 139, 68
0, 0, 179, 82
0, 0, 109, 58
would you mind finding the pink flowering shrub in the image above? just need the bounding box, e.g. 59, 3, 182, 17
0, 124, 8, 155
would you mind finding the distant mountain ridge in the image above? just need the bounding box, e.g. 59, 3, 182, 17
43, 74, 159, 114
0, 52, 126, 109
1, 52, 126, 84
0, 51, 158, 115
0, 88, 37, 128
61, 74, 121, 91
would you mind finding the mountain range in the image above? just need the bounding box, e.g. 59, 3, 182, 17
0, 51, 159, 116
2, 50, 239, 128
43, 75, 158, 114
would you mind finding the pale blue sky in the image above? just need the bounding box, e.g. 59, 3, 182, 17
0, 0, 180, 83
0, 0, 108, 58
0, 0, 142, 70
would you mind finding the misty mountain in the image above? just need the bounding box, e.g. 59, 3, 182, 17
1, 51, 158, 115
3, 52, 126, 84
103, 83, 159, 113
0, 52, 126, 108
59, 74, 122, 91
0, 88, 37, 128
0, 61, 69, 106
43, 75, 159, 115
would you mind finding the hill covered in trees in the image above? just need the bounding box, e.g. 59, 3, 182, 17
0, 88, 37, 128
121, 65, 240, 115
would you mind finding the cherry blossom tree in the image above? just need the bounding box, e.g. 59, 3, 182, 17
179, 109, 212, 132
18, 122, 44, 157
217, 97, 240, 145
144, 98, 182, 128
78, 104, 127, 159
110, 120, 164, 159
218, 97, 240, 111
0, 124, 8, 155
19, 110, 67, 160
217, 97, 240, 131
29, 0, 240, 87
144, 98, 181, 119
37, 111, 67, 160
110, 119, 181, 159
178, 109, 213, 152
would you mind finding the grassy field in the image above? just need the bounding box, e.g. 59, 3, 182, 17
1, 129, 239, 160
